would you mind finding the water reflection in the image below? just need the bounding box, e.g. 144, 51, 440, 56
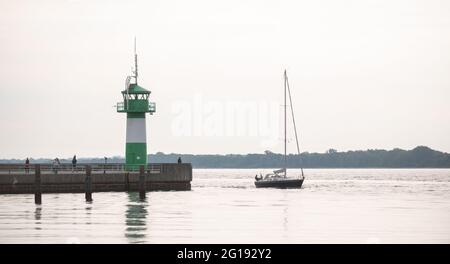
281, 192, 288, 236
85, 203, 92, 225
125, 192, 148, 243
34, 205, 42, 230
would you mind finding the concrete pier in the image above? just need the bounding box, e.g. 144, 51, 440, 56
0, 163, 192, 194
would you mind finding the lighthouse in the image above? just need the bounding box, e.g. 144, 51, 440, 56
117, 40, 156, 170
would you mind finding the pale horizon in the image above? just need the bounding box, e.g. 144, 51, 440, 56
1, 0, 449, 159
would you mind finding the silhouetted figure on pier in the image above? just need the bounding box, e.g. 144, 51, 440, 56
25, 158, 30, 174
104, 157, 108, 174
178, 157, 182, 164
53, 158, 60, 174
72, 155, 77, 172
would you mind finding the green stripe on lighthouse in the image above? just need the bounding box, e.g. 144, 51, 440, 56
125, 142, 147, 170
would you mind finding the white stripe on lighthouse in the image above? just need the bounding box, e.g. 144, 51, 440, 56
126, 118, 147, 143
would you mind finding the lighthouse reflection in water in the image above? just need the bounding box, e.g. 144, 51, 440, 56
125, 192, 148, 243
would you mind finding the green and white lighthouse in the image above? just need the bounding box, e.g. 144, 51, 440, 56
117, 40, 156, 170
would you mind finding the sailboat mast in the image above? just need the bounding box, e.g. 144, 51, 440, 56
284, 70, 287, 178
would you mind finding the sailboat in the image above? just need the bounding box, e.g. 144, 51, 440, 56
255, 70, 305, 188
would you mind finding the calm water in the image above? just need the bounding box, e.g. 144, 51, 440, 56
0, 169, 449, 244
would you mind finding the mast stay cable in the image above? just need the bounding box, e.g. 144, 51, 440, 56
285, 71, 305, 178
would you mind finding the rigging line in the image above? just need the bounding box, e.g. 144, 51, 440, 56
284, 70, 287, 178
285, 71, 305, 178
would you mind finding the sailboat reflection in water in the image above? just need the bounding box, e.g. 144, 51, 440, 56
255, 70, 305, 188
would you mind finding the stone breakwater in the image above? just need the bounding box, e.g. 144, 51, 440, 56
0, 163, 192, 194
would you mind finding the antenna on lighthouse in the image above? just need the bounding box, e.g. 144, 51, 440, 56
134, 37, 138, 84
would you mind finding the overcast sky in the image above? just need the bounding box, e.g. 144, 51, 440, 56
0, 0, 449, 158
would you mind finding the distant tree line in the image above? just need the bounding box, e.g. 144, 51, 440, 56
148, 146, 450, 168
1, 146, 449, 168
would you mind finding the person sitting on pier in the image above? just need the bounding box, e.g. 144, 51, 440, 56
25, 157, 30, 174
72, 155, 77, 172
